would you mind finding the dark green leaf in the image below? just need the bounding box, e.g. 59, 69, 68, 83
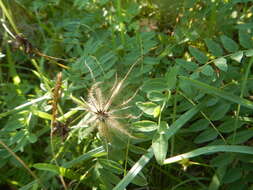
189, 46, 208, 64
194, 128, 218, 144
204, 38, 224, 56
220, 35, 239, 53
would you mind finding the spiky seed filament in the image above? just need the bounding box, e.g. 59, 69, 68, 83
73, 59, 142, 141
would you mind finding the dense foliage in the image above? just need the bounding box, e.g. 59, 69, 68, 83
1, 0, 253, 189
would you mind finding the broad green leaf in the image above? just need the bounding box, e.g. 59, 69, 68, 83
223, 168, 242, 184
175, 59, 198, 71
245, 49, 253, 57
136, 102, 158, 116
166, 65, 180, 89
204, 38, 224, 56
227, 130, 253, 144
214, 58, 228, 72
194, 128, 218, 144
219, 119, 244, 133
211, 153, 234, 167
147, 90, 170, 102
152, 133, 167, 165
189, 46, 208, 64
164, 145, 253, 164
220, 35, 239, 53
201, 65, 214, 76
132, 120, 157, 132
187, 119, 209, 132
230, 51, 243, 63
209, 102, 231, 121
141, 78, 168, 92
179, 76, 253, 110
152, 122, 169, 165
239, 29, 253, 49
27, 134, 38, 143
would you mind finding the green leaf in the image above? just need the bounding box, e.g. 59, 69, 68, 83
152, 122, 169, 164
211, 153, 234, 167
230, 51, 244, 63
141, 78, 168, 92
219, 119, 244, 133
194, 128, 218, 144
152, 133, 168, 165
179, 76, 253, 110
166, 65, 180, 89
33, 163, 81, 180
153, 106, 161, 118
209, 102, 231, 121
136, 102, 158, 116
189, 46, 208, 64
223, 168, 242, 184
188, 119, 209, 132
245, 49, 253, 57
175, 59, 198, 71
214, 58, 228, 72
98, 159, 124, 174
164, 145, 253, 165
147, 90, 170, 102
204, 38, 224, 57
220, 35, 239, 53
227, 130, 253, 144
63, 146, 105, 168
27, 134, 38, 143
201, 65, 214, 76
239, 29, 253, 49
132, 120, 157, 132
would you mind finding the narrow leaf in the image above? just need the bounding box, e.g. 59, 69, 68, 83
164, 145, 253, 164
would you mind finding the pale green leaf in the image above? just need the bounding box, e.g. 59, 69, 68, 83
230, 51, 244, 63
214, 58, 227, 72
136, 102, 158, 116
132, 120, 157, 132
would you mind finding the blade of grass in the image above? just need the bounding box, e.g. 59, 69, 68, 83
163, 145, 253, 164
0, 94, 50, 118
179, 76, 253, 109
233, 57, 253, 142
113, 105, 201, 190
63, 146, 106, 168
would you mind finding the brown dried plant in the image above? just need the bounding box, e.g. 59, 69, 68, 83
72, 60, 140, 141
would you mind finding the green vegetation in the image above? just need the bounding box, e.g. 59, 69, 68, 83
1, 0, 253, 189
